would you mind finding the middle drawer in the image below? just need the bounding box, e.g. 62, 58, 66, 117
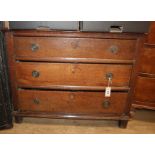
16, 62, 132, 88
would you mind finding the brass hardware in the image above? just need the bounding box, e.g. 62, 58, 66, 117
102, 100, 110, 108
33, 98, 40, 104
31, 44, 39, 52
109, 45, 118, 54
32, 70, 40, 78
106, 73, 113, 80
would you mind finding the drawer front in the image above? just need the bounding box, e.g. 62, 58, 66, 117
14, 37, 136, 60
139, 47, 155, 74
134, 76, 155, 103
16, 62, 132, 88
17, 89, 128, 114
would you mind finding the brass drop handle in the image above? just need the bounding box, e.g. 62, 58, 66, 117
109, 45, 118, 54
32, 70, 40, 78
31, 43, 39, 52
102, 100, 110, 108
33, 98, 40, 104
106, 73, 113, 80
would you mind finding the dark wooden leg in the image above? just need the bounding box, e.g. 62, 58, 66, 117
15, 116, 23, 123
118, 120, 128, 128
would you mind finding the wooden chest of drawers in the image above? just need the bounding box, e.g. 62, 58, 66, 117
5, 30, 144, 128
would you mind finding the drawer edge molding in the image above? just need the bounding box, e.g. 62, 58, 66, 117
13, 30, 144, 39
138, 73, 155, 78
16, 57, 135, 64
132, 102, 155, 110
13, 111, 129, 120
18, 85, 130, 91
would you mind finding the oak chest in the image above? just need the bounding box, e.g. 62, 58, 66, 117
5, 30, 144, 128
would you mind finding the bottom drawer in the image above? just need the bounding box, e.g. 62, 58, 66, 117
17, 89, 128, 115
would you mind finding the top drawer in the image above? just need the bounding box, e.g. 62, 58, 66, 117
14, 37, 136, 61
